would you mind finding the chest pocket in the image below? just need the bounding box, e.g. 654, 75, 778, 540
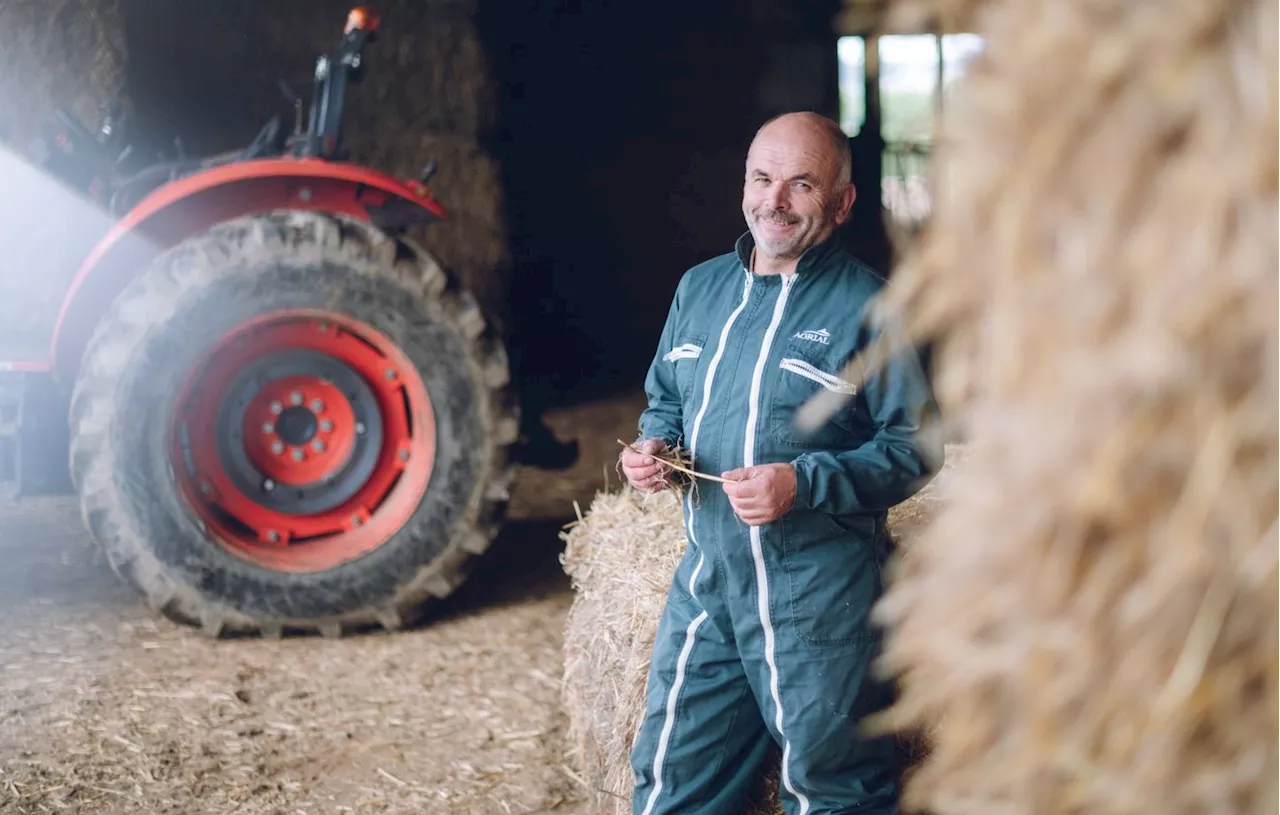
663, 330, 708, 406
769, 340, 863, 448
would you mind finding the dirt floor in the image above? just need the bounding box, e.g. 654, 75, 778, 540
0, 390, 649, 815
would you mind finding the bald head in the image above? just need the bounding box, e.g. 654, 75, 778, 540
741, 112, 857, 272
751, 112, 852, 188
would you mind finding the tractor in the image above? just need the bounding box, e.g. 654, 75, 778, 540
0, 7, 541, 638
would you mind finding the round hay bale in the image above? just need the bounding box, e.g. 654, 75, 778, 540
118, 0, 511, 328
350, 131, 511, 332
0, 0, 128, 354
560, 456, 959, 813
0, 0, 127, 151
861, 0, 1279, 813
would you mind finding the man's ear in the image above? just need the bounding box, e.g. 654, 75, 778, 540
834, 183, 857, 225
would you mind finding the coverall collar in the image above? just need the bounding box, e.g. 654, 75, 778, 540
733, 229, 844, 279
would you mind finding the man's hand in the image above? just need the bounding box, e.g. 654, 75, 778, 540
721, 464, 797, 526
621, 439, 673, 493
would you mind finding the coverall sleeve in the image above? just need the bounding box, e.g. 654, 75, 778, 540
635, 277, 686, 448
790, 323, 942, 516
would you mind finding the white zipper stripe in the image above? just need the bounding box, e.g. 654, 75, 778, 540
743, 275, 811, 814
680, 271, 747, 585
744, 277, 795, 467
662, 343, 703, 362
780, 358, 857, 394
641, 271, 753, 815
638, 610, 709, 815
688, 273, 751, 465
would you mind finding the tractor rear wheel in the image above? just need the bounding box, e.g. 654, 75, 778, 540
69, 211, 517, 637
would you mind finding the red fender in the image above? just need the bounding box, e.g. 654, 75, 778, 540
50, 158, 447, 378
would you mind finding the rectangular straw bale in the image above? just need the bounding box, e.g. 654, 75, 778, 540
560, 489, 686, 811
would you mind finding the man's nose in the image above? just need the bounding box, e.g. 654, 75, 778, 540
764, 183, 789, 210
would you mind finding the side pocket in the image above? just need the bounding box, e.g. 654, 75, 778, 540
780, 511, 882, 647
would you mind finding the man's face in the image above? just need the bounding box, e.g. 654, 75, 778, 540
742, 119, 854, 262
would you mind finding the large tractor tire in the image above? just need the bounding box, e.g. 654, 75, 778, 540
69, 211, 518, 637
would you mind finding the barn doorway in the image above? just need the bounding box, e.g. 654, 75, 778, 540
836, 32, 983, 238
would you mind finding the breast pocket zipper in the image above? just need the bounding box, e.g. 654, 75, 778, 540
779, 358, 857, 394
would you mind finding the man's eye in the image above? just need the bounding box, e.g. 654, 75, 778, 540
794, 181, 812, 191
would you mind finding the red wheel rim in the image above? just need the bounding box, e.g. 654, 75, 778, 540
170, 310, 436, 572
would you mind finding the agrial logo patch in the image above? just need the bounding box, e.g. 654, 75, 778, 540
792, 328, 831, 345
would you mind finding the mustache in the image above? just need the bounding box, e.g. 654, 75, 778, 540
752, 208, 799, 225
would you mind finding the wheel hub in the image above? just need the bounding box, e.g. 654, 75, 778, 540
171, 312, 436, 573
277, 406, 318, 446
224, 361, 383, 514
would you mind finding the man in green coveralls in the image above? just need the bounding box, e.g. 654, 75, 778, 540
620, 112, 940, 814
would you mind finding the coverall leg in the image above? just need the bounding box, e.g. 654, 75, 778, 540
727, 509, 900, 815
632, 507, 900, 814
630, 544, 774, 814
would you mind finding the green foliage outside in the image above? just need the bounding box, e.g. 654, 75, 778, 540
840, 89, 938, 144
881, 90, 936, 143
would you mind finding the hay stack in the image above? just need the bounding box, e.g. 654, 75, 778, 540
0, 0, 128, 356
350, 131, 509, 330
286, 0, 510, 330
560, 489, 687, 810
853, 1, 1278, 813
0, 0, 127, 151
118, 0, 510, 330
561, 461, 955, 813
313, 0, 510, 333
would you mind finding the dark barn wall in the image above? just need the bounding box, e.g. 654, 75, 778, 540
113, 0, 846, 408
479, 1, 844, 407
483, 0, 844, 406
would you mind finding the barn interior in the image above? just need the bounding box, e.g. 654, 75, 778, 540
0, 0, 985, 465
0, 2, 993, 810
104, 0, 971, 413
1, 2, 1272, 813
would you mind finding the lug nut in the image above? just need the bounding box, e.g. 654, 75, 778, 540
262, 478, 275, 492
200, 482, 213, 496
290, 391, 304, 406
291, 448, 305, 462
262, 422, 274, 434
266, 530, 280, 543
351, 515, 364, 527
398, 449, 410, 462
355, 422, 366, 435
311, 399, 324, 413
312, 439, 326, 453
384, 368, 396, 380
270, 401, 283, 415
271, 440, 285, 455
319, 419, 333, 433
